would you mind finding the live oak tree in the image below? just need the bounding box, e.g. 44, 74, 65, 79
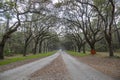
74, 0, 116, 56
64, 24, 86, 53
22, 22, 33, 56
62, 0, 103, 54
0, 0, 55, 59
0, 1, 20, 59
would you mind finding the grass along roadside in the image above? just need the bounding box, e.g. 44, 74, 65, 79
66, 51, 90, 57
0, 51, 56, 66
67, 51, 120, 58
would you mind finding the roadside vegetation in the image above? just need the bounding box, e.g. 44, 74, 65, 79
67, 51, 90, 57
0, 51, 56, 66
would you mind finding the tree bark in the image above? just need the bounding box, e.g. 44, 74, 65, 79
83, 44, 86, 53
106, 33, 114, 56
39, 41, 42, 53
91, 49, 96, 55
105, 36, 114, 57
33, 42, 38, 54
108, 42, 114, 56
90, 45, 96, 55
114, 20, 120, 46
23, 44, 27, 56
77, 45, 81, 53
0, 35, 9, 59
105, 29, 114, 57
23, 34, 32, 56
0, 31, 19, 59
73, 45, 77, 52
0, 43, 5, 59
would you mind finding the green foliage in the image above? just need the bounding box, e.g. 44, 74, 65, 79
0, 2, 3, 8
41, 0, 50, 3
54, 2, 62, 8
67, 51, 90, 57
93, 0, 113, 16
0, 0, 15, 9
4, 32, 24, 55
4, 49, 13, 56
4, 12, 11, 19
93, 0, 106, 7
0, 51, 56, 66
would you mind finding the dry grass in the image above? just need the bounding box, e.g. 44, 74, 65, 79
96, 52, 120, 57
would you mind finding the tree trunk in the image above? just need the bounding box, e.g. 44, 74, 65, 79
77, 45, 81, 53
0, 14, 20, 59
0, 35, 9, 59
44, 41, 47, 53
0, 44, 4, 59
43, 41, 48, 53
39, 46, 42, 53
91, 49, 96, 55
114, 22, 120, 46
33, 42, 38, 54
39, 41, 42, 53
108, 41, 114, 57
90, 45, 96, 55
45, 42, 48, 53
105, 31, 114, 57
83, 44, 86, 53
73, 45, 76, 52
23, 44, 27, 56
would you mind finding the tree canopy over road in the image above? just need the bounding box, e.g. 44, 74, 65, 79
0, 0, 120, 59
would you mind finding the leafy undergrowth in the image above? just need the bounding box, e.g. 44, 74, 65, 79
66, 51, 90, 57
0, 51, 56, 66
67, 51, 90, 57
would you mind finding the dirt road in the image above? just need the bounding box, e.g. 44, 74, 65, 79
62, 52, 114, 80
0, 52, 59, 80
0, 51, 115, 80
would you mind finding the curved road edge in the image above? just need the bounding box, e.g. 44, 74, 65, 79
0, 51, 60, 80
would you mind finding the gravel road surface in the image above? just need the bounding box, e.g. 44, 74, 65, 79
62, 51, 115, 80
0, 51, 59, 80
0, 51, 115, 80
29, 55, 71, 80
